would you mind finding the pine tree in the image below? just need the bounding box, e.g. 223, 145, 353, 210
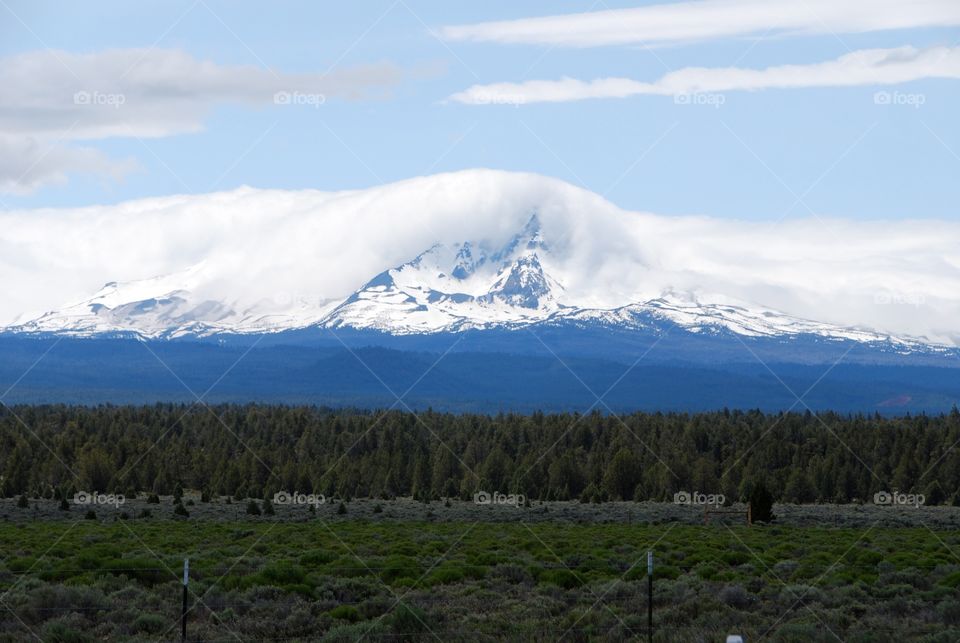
603, 448, 642, 501
748, 480, 775, 523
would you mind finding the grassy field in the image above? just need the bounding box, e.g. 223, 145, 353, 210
2, 502, 960, 641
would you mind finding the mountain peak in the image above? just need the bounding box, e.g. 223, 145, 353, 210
484, 253, 557, 309
492, 212, 547, 265
451, 241, 486, 280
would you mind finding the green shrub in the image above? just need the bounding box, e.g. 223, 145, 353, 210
939, 600, 960, 625
132, 613, 168, 634
328, 605, 360, 621
939, 571, 960, 588
42, 620, 94, 643
492, 563, 532, 584
107, 558, 168, 585
539, 568, 582, 589
380, 555, 422, 584
300, 550, 337, 567
722, 551, 751, 566
323, 620, 388, 641
258, 562, 307, 587
654, 564, 680, 580
425, 563, 465, 585
389, 603, 429, 635
719, 584, 754, 609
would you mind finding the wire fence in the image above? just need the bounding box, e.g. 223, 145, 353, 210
3, 547, 958, 641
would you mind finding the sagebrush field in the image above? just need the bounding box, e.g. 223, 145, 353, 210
3, 503, 960, 641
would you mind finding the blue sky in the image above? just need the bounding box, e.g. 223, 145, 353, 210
1, 0, 958, 220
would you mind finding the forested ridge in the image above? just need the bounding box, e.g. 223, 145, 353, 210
2, 404, 959, 504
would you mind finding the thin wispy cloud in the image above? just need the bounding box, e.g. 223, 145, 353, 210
0, 135, 137, 196
449, 45, 960, 104
0, 48, 402, 194
440, 0, 960, 48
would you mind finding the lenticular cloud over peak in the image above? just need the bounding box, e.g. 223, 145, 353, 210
1, 169, 958, 345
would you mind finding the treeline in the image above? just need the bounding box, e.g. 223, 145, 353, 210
1, 404, 959, 505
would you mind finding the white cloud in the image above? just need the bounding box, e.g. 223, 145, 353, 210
0, 169, 957, 344
449, 45, 960, 104
0, 135, 137, 195
0, 48, 402, 193
440, 0, 960, 48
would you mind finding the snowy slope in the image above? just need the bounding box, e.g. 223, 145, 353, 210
322, 214, 568, 333
2, 170, 956, 353
6, 213, 945, 356
10, 263, 338, 339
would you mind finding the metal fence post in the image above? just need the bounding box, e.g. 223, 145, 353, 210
181, 558, 189, 642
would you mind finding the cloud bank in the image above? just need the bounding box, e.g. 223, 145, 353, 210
1, 169, 957, 344
0, 48, 402, 194
440, 0, 960, 48
449, 45, 960, 104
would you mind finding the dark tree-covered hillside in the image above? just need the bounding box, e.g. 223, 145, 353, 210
1, 404, 958, 505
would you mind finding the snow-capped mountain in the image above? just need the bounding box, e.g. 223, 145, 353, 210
322, 214, 568, 333
5, 211, 948, 356
2, 170, 958, 353
317, 214, 934, 350
4, 170, 958, 412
